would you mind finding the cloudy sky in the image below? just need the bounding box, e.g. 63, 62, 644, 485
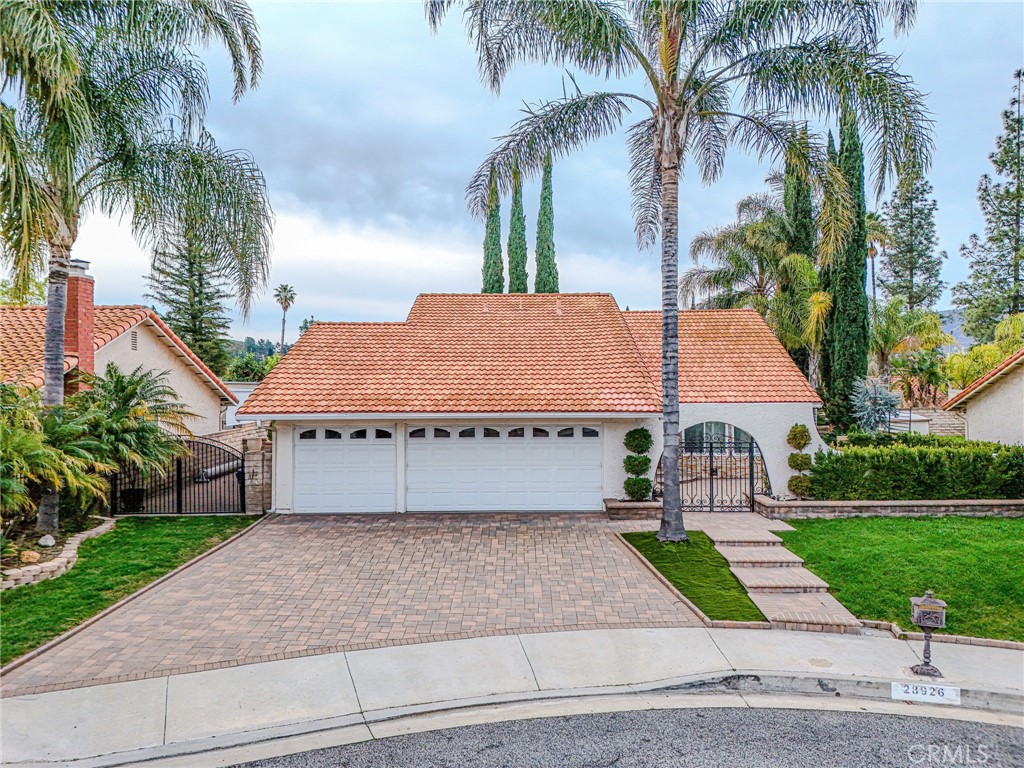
69, 0, 1024, 343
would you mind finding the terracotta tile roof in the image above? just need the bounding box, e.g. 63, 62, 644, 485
943, 346, 1024, 410
240, 294, 661, 415
0, 305, 236, 403
239, 295, 821, 417
621, 309, 822, 404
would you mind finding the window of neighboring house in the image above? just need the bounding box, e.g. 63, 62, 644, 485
459, 428, 476, 438
483, 427, 500, 438
299, 429, 316, 440
409, 428, 426, 438
433, 428, 450, 438
324, 429, 342, 440
533, 427, 549, 438
375, 429, 392, 439
508, 427, 525, 438
581, 427, 600, 438
350, 429, 367, 439
557, 427, 575, 438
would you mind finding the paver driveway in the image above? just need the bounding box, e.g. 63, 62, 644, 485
1, 513, 701, 697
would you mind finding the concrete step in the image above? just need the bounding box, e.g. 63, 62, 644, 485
731, 566, 829, 594
716, 545, 803, 567
749, 591, 862, 633
706, 531, 783, 547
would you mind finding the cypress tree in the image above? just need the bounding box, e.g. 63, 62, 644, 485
783, 129, 816, 375
826, 106, 870, 430
534, 153, 560, 293
507, 166, 528, 293
482, 166, 504, 293
879, 170, 946, 309
144, 242, 232, 376
819, 131, 839, 394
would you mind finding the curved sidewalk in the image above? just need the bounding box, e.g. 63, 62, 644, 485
4, 626, 1022, 767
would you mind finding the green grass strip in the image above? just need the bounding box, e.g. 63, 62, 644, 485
0, 516, 255, 665
622, 530, 766, 622
781, 517, 1024, 642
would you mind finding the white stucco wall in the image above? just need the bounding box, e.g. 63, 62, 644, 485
223, 381, 261, 427
95, 323, 224, 435
958, 366, 1024, 445
601, 418, 661, 500
678, 402, 825, 497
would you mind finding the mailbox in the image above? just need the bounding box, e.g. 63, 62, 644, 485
910, 590, 947, 630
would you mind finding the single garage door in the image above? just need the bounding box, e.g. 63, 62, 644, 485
293, 425, 396, 512
406, 424, 603, 511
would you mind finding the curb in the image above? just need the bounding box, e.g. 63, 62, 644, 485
1, 517, 116, 591
862, 620, 1024, 651
0, 515, 269, 678
17, 669, 1022, 768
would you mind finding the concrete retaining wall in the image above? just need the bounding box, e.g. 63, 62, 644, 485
755, 495, 1024, 520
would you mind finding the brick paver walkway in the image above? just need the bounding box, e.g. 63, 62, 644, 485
1, 513, 701, 697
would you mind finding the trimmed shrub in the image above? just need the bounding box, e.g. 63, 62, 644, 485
787, 474, 813, 498
623, 454, 652, 477
787, 452, 813, 472
808, 445, 1024, 500
845, 431, 982, 449
623, 427, 654, 455
624, 477, 654, 501
787, 424, 812, 451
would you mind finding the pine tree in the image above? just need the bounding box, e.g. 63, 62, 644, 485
482, 166, 504, 293
879, 170, 946, 309
534, 153, 559, 293
825, 107, 870, 430
145, 243, 232, 376
507, 166, 528, 293
953, 70, 1024, 341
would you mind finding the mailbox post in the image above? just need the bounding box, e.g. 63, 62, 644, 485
910, 590, 947, 677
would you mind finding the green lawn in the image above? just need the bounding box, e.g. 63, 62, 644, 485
622, 531, 766, 622
0, 516, 255, 665
780, 517, 1024, 642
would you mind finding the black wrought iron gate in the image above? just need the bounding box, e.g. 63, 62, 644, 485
657, 440, 770, 512
110, 437, 245, 515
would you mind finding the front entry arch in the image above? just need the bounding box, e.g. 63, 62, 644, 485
656, 422, 770, 512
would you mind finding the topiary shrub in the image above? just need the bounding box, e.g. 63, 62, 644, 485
624, 477, 654, 501
622, 426, 654, 501
786, 424, 811, 451
787, 452, 812, 472
623, 427, 654, 454
787, 475, 813, 498
623, 454, 652, 476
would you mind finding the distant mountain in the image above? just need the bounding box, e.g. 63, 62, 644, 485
938, 308, 975, 351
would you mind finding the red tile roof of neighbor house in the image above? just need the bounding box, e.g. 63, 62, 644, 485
0, 305, 236, 403
238, 294, 821, 417
942, 345, 1024, 410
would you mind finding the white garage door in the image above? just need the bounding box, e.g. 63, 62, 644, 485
293, 426, 396, 513
406, 424, 603, 512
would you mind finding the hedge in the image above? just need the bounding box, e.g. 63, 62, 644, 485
843, 431, 993, 449
809, 445, 1024, 501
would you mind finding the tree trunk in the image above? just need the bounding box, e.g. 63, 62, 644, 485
657, 158, 688, 543
37, 238, 73, 533
280, 310, 287, 354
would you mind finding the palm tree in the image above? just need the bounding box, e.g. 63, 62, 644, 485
274, 284, 296, 354
870, 296, 951, 380
1, 4, 268, 532
866, 211, 889, 313
428, 0, 931, 541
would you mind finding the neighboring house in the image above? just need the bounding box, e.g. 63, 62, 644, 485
0, 260, 236, 435
237, 293, 823, 513
224, 381, 262, 426
942, 347, 1024, 444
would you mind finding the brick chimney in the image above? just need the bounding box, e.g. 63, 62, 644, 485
64, 259, 95, 393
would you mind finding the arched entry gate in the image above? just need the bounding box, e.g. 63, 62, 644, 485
110, 437, 245, 515
656, 435, 770, 513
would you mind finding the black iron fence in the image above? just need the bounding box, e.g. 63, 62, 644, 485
110, 437, 245, 515
656, 439, 770, 513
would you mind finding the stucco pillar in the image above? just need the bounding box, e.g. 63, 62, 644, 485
273, 423, 294, 513
395, 421, 407, 513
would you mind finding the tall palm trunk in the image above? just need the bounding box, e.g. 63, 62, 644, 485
279, 309, 287, 354
657, 147, 688, 543
37, 232, 74, 532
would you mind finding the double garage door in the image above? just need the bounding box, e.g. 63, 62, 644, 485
293, 424, 603, 513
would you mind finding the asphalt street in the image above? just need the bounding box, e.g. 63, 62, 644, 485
232, 707, 1024, 768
